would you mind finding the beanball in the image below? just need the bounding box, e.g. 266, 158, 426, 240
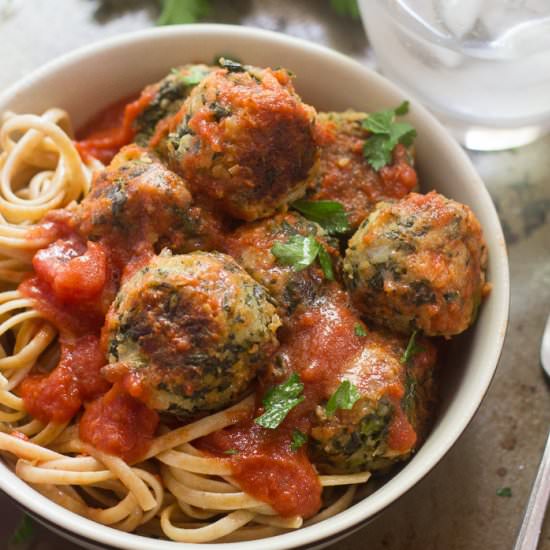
343, 191, 488, 337
309, 330, 437, 474
157, 63, 318, 221
104, 251, 281, 417
224, 211, 330, 319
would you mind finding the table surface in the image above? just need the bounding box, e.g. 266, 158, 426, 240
1, 1, 549, 549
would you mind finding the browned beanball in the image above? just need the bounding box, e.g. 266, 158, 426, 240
344, 191, 488, 337
155, 62, 317, 221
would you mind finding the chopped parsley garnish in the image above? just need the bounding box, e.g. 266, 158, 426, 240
223, 449, 239, 455
171, 65, 207, 87
271, 235, 334, 280
255, 373, 305, 429
496, 487, 512, 497
400, 330, 424, 364
10, 514, 35, 545
362, 101, 416, 170
330, 0, 360, 19
325, 380, 360, 417
272, 235, 319, 270
157, 0, 211, 25
290, 429, 308, 452
354, 323, 367, 337
218, 57, 246, 73
317, 246, 335, 280
291, 199, 350, 235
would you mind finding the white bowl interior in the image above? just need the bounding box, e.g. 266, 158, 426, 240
0, 24, 509, 550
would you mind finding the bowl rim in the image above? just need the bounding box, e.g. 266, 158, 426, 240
0, 23, 510, 550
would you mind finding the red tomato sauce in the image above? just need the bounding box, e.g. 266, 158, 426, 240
20, 235, 111, 337
198, 283, 426, 516
33, 238, 107, 303
18, 230, 113, 424
20, 335, 108, 423
79, 384, 159, 463
277, 287, 419, 454
277, 286, 366, 398
75, 90, 155, 165
312, 119, 418, 229
19, 212, 155, 459
198, 416, 322, 518
196, 287, 365, 518
386, 400, 417, 452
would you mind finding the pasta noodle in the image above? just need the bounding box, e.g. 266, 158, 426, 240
0, 107, 375, 543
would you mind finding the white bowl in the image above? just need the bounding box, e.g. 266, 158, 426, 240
0, 24, 509, 550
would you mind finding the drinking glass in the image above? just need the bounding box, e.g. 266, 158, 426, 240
358, 0, 550, 150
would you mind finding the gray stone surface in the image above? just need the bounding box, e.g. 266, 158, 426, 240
0, 0, 548, 549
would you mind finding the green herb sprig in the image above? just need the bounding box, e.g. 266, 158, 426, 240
255, 373, 305, 429
317, 246, 334, 280
218, 57, 246, 73
400, 330, 424, 364
325, 380, 360, 417
354, 323, 367, 337
170, 65, 208, 87
157, 0, 211, 25
10, 514, 35, 546
271, 235, 334, 280
362, 101, 416, 170
496, 487, 512, 497
290, 429, 308, 452
292, 200, 350, 235
329, 0, 360, 19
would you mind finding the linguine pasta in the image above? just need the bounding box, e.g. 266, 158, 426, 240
0, 109, 371, 542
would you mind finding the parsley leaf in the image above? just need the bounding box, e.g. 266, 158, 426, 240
271, 235, 334, 279
272, 235, 320, 271
496, 487, 512, 497
10, 514, 35, 545
171, 65, 208, 87
317, 246, 335, 281
363, 109, 396, 134
290, 429, 308, 452
255, 373, 305, 429
390, 122, 417, 147
218, 57, 246, 73
157, 0, 211, 25
354, 323, 367, 337
394, 100, 411, 116
362, 135, 393, 171
292, 199, 350, 235
362, 101, 417, 170
223, 449, 239, 455
400, 330, 424, 364
325, 380, 360, 417
329, 0, 360, 19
